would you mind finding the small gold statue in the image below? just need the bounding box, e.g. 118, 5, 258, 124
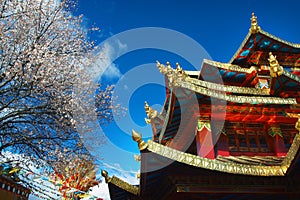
268, 52, 283, 77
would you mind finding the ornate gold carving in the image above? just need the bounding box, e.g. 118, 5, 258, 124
132, 129, 148, 151
250, 12, 261, 33
156, 59, 272, 96
286, 113, 300, 131
110, 176, 139, 195
134, 154, 141, 161
197, 120, 211, 132
176, 62, 188, 78
268, 52, 283, 77
101, 169, 139, 195
147, 140, 285, 176
178, 80, 296, 105
101, 170, 111, 183
136, 173, 140, 179
144, 101, 158, 124
216, 155, 283, 166
186, 75, 270, 96
204, 59, 253, 73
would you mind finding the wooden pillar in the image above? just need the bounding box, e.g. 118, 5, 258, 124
217, 133, 230, 156
273, 134, 286, 156
268, 125, 286, 156
196, 121, 215, 159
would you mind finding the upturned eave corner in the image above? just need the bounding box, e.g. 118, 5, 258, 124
101, 169, 139, 196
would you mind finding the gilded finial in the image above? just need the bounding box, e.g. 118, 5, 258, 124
175, 62, 186, 77
268, 52, 283, 77
156, 60, 168, 74
144, 101, 158, 124
132, 129, 148, 151
250, 12, 260, 33
144, 101, 151, 124
134, 154, 141, 161
144, 101, 150, 115
101, 170, 111, 183
176, 62, 182, 72
136, 173, 140, 179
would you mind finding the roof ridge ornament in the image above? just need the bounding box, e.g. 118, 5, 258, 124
132, 129, 148, 151
101, 170, 111, 183
268, 52, 283, 77
250, 12, 260, 34
156, 61, 188, 87
144, 101, 158, 124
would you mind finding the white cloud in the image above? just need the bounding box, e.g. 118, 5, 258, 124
90, 39, 127, 81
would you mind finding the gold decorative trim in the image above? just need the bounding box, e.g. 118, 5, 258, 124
282, 69, 300, 83
147, 140, 285, 176
260, 29, 300, 48
147, 131, 300, 176
281, 133, 300, 171
101, 170, 139, 195
229, 29, 300, 63
179, 80, 297, 105
186, 76, 270, 96
216, 155, 283, 166
203, 59, 252, 73
159, 60, 271, 96
110, 176, 139, 195
144, 101, 158, 124
134, 154, 141, 162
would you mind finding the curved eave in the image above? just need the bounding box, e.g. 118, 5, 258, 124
146, 131, 300, 176
107, 176, 139, 196
270, 69, 300, 97
178, 79, 297, 105
229, 29, 300, 65
203, 59, 253, 73
158, 91, 176, 143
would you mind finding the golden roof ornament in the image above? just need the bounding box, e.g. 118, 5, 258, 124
136, 173, 140, 179
101, 170, 111, 183
268, 52, 283, 77
132, 129, 148, 151
176, 62, 183, 75
250, 12, 260, 33
134, 154, 141, 161
144, 101, 158, 124
286, 113, 300, 131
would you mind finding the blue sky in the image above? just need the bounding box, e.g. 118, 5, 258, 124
68, 0, 300, 198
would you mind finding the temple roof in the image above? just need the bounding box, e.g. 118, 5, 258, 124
230, 13, 300, 68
